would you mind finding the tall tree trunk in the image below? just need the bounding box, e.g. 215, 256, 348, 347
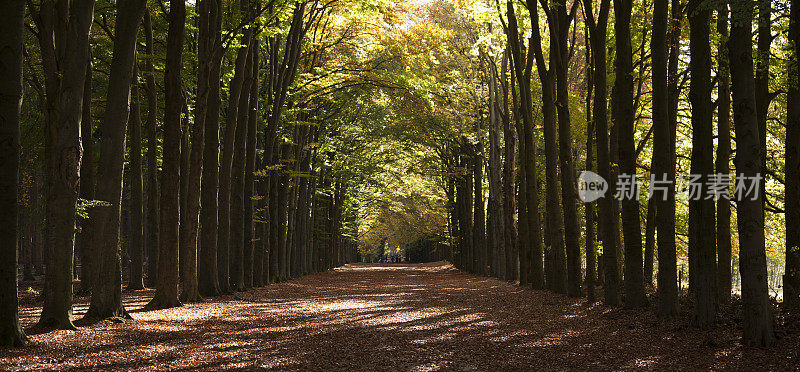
502, 51, 517, 282
218, 28, 252, 293
180, 0, 214, 303
584, 29, 597, 301
38, 0, 95, 330
786, 0, 800, 311
688, 0, 716, 326
230, 44, 254, 290
473, 129, 486, 276
755, 0, 770, 206
146, 0, 185, 310
78, 59, 94, 294
230, 42, 255, 291
143, 10, 160, 289
615, 0, 647, 309
729, 0, 775, 346
488, 57, 505, 280
583, 0, 618, 306
506, 0, 543, 288
198, 0, 222, 297
652, 0, 676, 315
245, 45, 260, 287
716, 3, 732, 306
643, 197, 656, 288
552, 0, 582, 298
0, 0, 28, 346
127, 65, 145, 291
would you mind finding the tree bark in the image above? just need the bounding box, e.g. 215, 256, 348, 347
179, 0, 214, 303
614, 0, 648, 309
0, 0, 28, 346
716, 3, 732, 306
786, 0, 800, 311
729, 0, 774, 346
37, 0, 95, 330
552, 0, 582, 298
143, 10, 160, 289
688, 0, 716, 326
245, 44, 260, 287
199, 0, 222, 297
146, 0, 185, 310
583, 0, 618, 306
127, 66, 145, 291
218, 26, 251, 293
78, 59, 94, 294
230, 44, 254, 290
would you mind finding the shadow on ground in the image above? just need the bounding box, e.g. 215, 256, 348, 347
2, 262, 798, 370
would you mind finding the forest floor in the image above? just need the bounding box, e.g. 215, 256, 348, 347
2, 262, 799, 370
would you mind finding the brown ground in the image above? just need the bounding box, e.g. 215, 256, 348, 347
1, 262, 799, 371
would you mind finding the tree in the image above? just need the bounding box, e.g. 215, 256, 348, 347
85, 0, 147, 319
0, 0, 28, 347
614, 0, 647, 309
716, 2, 732, 305
552, 0, 582, 298
199, 0, 223, 297
583, 0, 617, 306
179, 0, 214, 302
218, 20, 252, 293
35, 0, 96, 330
78, 59, 95, 295
128, 66, 145, 291
652, 0, 678, 316
729, 0, 774, 346
787, 0, 800, 311
688, 0, 716, 327
146, 0, 186, 310
143, 9, 160, 289
505, 0, 544, 288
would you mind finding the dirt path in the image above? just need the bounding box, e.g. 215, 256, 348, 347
1, 262, 797, 370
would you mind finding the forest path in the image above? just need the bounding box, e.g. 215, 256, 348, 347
2, 262, 794, 370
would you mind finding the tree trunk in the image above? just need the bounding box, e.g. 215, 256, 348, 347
552, 0, 581, 298
146, 0, 185, 310
218, 28, 251, 293
786, 0, 800, 311
230, 44, 254, 290
688, 0, 716, 326
473, 130, 486, 276
38, 0, 95, 330
502, 51, 517, 282
244, 45, 260, 287
78, 59, 94, 294
198, 0, 222, 297
506, 0, 543, 288
643, 197, 656, 289
488, 56, 505, 280
583, 0, 617, 306
716, 3, 732, 306
0, 0, 28, 346
614, 0, 647, 309
128, 65, 145, 291
179, 0, 213, 303
143, 10, 160, 289
729, 0, 775, 346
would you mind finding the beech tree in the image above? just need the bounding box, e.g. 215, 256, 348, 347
146, 0, 186, 310
0, 0, 28, 347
